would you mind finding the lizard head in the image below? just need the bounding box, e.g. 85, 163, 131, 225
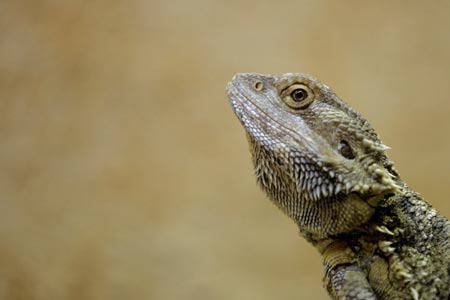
227, 73, 400, 238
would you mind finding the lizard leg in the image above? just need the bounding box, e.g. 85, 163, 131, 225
320, 240, 377, 300
325, 264, 377, 300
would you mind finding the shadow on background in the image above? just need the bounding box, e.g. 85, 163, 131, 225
0, 1, 449, 299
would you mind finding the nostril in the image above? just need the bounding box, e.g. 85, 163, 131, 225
253, 81, 264, 91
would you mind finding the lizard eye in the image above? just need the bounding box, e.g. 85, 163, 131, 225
291, 89, 307, 101
339, 140, 355, 159
281, 84, 314, 109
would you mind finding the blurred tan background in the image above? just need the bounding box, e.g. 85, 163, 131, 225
0, 1, 449, 299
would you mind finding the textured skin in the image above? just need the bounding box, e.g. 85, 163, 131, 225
226, 73, 450, 300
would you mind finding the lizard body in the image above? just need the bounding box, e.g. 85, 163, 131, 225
226, 73, 450, 300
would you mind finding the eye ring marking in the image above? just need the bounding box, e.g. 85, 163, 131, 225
281, 83, 314, 109
253, 81, 264, 91
339, 140, 355, 159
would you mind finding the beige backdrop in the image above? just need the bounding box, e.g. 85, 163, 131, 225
1, 1, 450, 299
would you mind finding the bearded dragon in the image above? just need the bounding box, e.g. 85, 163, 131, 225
226, 73, 450, 300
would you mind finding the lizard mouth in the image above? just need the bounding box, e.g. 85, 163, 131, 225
226, 80, 316, 150
227, 82, 259, 125
226, 81, 275, 139
226, 82, 293, 152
